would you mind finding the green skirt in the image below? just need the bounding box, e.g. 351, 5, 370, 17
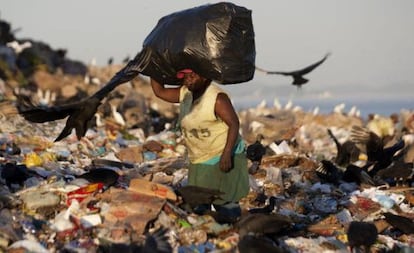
187, 152, 249, 205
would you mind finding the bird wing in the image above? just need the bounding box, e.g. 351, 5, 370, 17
351, 126, 384, 160
54, 97, 102, 142
254, 52, 331, 76
327, 128, 341, 150
343, 163, 375, 185
254, 66, 289, 76
17, 97, 102, 142
18, 102, 79, 123
383, 139, 405, 157
358, 169, 376, 186
316, 160, 342, 184
291, 52, 331, 75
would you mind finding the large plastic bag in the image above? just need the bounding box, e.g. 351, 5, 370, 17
137, 2, 256, 85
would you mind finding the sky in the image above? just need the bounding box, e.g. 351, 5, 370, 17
2, 0, 414, 116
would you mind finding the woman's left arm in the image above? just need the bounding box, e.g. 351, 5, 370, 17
215, 93, 240, 172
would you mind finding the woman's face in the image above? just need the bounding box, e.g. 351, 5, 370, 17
181, 72, 208, 92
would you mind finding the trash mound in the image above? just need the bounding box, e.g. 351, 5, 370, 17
0, 100, 413, 252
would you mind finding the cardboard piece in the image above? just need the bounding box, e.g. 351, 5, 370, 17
128, 178, 177, 201
103, 188, 167, 235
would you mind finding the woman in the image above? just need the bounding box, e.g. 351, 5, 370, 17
150, 69, 249, 221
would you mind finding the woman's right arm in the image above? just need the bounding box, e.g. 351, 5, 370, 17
150, 78, 180, 103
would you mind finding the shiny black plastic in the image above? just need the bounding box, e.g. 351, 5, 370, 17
139, 2, 256, 85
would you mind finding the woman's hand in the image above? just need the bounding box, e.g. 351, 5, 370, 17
219, 151, 234, 172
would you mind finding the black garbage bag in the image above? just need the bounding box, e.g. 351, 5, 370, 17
138, 2, 256, 85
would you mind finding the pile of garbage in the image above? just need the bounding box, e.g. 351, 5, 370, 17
1, 84, 414, 253
1, 17, 414, 253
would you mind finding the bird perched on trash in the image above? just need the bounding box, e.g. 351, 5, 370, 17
175, 185, 224, 210
383, 212, 414, 235
255, 52, 331, 88
76, 167, 120, 189
92, 158, 134, 169
235, 213, 292, 238
246, 134, 267, 174
375, 160, 414, 186
97, 227, 172, 253
351, 126, 405, 177
237, 234, 284, 253
346, 221, 378, 253
0, 162, 46, 191
248, 196, 277, 214
327, 128, 360, 167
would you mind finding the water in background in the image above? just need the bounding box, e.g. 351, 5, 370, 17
224, 84, 413, 120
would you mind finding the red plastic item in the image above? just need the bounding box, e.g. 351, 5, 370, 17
66, 183, 104, 206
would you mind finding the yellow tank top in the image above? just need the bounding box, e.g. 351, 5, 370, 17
179, 83, 229, 164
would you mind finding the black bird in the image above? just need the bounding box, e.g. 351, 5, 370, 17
351, 126, 405, 177
202, 209, 240, 224
383, 212, 414, 235
18, 54, 147, 141
91, 158, 134, 169
246, 134, 266, 174
107, 57, 114, 66
342, 163, 376, 186
236, 213, 292, 238
175, 185, 224, 210
0, 162, 46, 190
76, 167, 120, 189
327, 128, 360, 167
238, 234, 284, 253
347, 221, 378, 253
253, 191, 268, 206
315, 159, 343, 185
248, 196, 277, 214
255, 52, 330, 87
316, 159, 375, 186
375, 160, 414, 186
97, 227, 172, 253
